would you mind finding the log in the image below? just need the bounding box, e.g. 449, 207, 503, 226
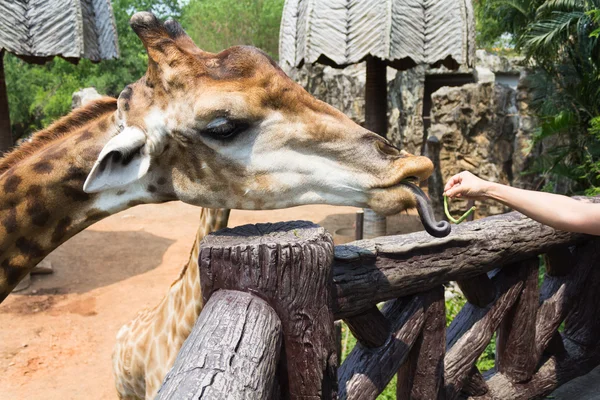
445, 265, 526, 400
344, 306, 390, 348
397, 286, 446, 400
338, 295, 425, 400
534, 241, 595, 361
564, 240, 600, 348
543, 244, 572, 276
199, 221, 338, 399
332, 199, 600, 318
156, 290, 281, 400
496, 258, 539, 382
456, 274, 495, 307
461, 367, 488, 396
471, 337, 600, 400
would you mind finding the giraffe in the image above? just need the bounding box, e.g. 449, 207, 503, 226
108, 16, 450, 400
112, 207, 230, 399
0, 11, 446, 395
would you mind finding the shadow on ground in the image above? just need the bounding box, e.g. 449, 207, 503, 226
0, 229, 175, 314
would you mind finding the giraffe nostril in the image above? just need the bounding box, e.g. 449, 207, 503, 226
375, 139, 404, 157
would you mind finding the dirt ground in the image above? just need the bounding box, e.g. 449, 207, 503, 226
0, 202, 422, 400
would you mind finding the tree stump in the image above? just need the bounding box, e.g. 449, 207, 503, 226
199, 221, 338, 399
156, 290, 282, 399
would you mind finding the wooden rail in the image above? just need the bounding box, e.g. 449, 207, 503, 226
157, 197, 600, 399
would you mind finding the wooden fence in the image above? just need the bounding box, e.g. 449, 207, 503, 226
156, 197, 600, 399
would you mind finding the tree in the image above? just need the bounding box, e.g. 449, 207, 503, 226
4, 0, 181, 139
181, 0, 285, 58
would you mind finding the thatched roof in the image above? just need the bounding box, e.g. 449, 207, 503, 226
0, 0, 118, 63
279, 0, 475, 70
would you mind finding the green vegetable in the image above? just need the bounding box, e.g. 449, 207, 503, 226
444, 195, 476, 224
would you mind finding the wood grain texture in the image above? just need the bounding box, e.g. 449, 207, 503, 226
279, 0, 475, 70
456, 274, 495, 307
495, 258, 539, 382
534, 241, 595, 361
470, 337, 600, 400
445, 265, 526, 400
332, 199, 600, 319
155, 290, 282, 400
396, 286, 445, 400
344, 306, 391, 348
0, 0, 118, 61
338, 295, 425, 400
563, 240, 600, 348
199, 221, 338, 399
461, 367, 488, 396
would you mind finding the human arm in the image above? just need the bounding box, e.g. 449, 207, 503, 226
443, 171, 600, 235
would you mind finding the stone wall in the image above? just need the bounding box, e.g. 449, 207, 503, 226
282, 50, 538, 218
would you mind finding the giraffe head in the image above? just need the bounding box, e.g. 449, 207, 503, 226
84, 12, 448, 236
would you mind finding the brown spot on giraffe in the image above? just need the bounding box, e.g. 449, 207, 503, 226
51, 216, 72, 244
15, 237, 44, 259
26, 186, 51, 227
1, 259, 23, 286
2, 208, 17, 234
4, 174, 21, 193
75, 130, 94, 144
32, 161, 54, 174
85, 209, 111, 222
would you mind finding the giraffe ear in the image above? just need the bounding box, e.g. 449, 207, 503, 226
83, 127, 151, 193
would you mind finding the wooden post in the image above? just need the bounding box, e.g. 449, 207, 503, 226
338, 295, 425, 400
199, 221, 338, 399
156, 290, 282, 399
0, 50, 13, 154
495, 258, 539, 382
362, 56, 388, 239
445, 265, 526, 400
397, 286, 446, 400
456, 274, 495, 307
344, 306, 390, 348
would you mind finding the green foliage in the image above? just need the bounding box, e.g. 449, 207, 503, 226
478, 0, 600, 194
4, 0, 181, 139
5, 0, 286, 140
181, 0, 284, 58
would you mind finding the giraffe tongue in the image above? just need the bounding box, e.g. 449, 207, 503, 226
402, 182, 451, 238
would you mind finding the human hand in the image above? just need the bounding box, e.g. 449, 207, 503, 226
443, 171, 492, 200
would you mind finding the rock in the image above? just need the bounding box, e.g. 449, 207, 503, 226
283, 50, 537, 218
474, 66, 495, 83
71, 87, 102, 109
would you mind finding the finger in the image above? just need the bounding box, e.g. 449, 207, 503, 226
444, 174, 462, 192
445, 186, 461, 198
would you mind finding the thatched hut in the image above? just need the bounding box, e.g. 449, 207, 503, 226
0, 0, 119, 153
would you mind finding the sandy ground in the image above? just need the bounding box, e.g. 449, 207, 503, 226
0, 202, 424, 400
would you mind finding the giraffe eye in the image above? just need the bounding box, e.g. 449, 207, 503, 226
203, 117, 248, 140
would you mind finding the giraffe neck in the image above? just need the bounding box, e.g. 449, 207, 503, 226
172, 208, 231, 318
0, 104, 157, 302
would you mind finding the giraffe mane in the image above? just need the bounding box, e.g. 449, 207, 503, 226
0, 97, 118, 176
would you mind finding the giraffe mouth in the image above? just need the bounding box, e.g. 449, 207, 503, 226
400, 180, 451, 238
